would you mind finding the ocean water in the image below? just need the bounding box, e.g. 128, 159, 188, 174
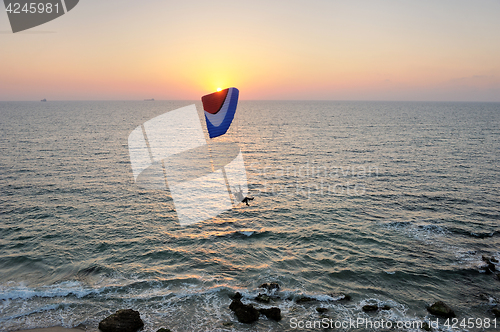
0, 100, 499, 332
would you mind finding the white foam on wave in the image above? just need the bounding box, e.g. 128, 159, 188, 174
0, 280, 103, 301
2, 279, 476, 332
0, 303, 60, 322
384, 220, 449, 243
383, 220, 490, 271
238, 230, 256, 237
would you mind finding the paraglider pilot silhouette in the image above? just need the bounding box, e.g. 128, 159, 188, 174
233, 184, 254, 206
128, 88, 253, 226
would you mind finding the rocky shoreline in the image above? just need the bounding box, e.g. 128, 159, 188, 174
90, 272, 500, 332
11, 259, 500, 332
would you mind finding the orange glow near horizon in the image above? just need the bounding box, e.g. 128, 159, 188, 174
0, 1, 499, 101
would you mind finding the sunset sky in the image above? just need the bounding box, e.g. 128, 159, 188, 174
1, 0, 499, 101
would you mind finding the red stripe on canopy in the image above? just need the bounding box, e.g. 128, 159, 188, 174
201, 89, 229, 114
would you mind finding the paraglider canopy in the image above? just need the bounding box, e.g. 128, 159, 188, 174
202, 87, 239, 139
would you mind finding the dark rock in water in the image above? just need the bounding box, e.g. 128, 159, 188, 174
230, 292, 243, 300
362, 305, 378, 312
296, 296, 316, 303
482, 255, 497, 273
229, 298, 242, 311
316, 307, 328, 313
255, 293, 271, 303
229, 298, 260, 324
381, 305, 391, 310
478, 293, 500, 303
222, 322, 233, 327
496, 273, 500, 281
427, 301, 456, 318
259, 307, 282, 321
156, 329, 172, 332
482, 255, 494, 262
234, 304, 260, 324
492, 308, 500, 317
259, 283, 280, 291
479, 293, 490, 301
98, 309, 144, 332
422, 322, 432, 331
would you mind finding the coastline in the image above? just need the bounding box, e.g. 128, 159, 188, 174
11, 328, 89, 332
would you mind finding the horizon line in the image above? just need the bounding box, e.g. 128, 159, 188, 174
1, 99, 500, 103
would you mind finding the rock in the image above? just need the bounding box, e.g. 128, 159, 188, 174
230, 292, 243, 300
427, 301, 456, 318
479, 293, 490, 301
296, 296, 316, 303
255, 293, 271, 303
482, 256, 497, 273
341, 294, 352, 301
156, 329, 172, 332
362, 305, 378, 312
98, 309, 144, 332
234, 305, 260, 324
316, 307, 328, 313
422, 322, 432, 331
222, 322, 233, 327
229, 298, 260, 324
380, 305, 391, 310
259, 283, 280, 291
259, 307, 282, 321
492, 308, 500, 318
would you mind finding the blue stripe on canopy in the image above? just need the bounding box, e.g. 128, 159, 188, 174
205, 87, 239, 138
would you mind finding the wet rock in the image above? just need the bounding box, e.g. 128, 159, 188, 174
479, 293, 490, 301
492, 308, 500, 318
422, 322, 432, 331
259, 283, 280, 291
380, 305, 391, 310
230, 292, 243, 300
482, 256, 497, 273
156, 329, 172, 332
229, 298, 260, 324
482, 255, 492, 262
222, 322, 233, 327
255, 293, 271, 303
98, 309, 144, 332
295, 296, 316, 303
316, 307, 328, 313
478, 293, 500, 304
362, 305, 378, 312
427, 301, 456, 318
259, 307, 282, 321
